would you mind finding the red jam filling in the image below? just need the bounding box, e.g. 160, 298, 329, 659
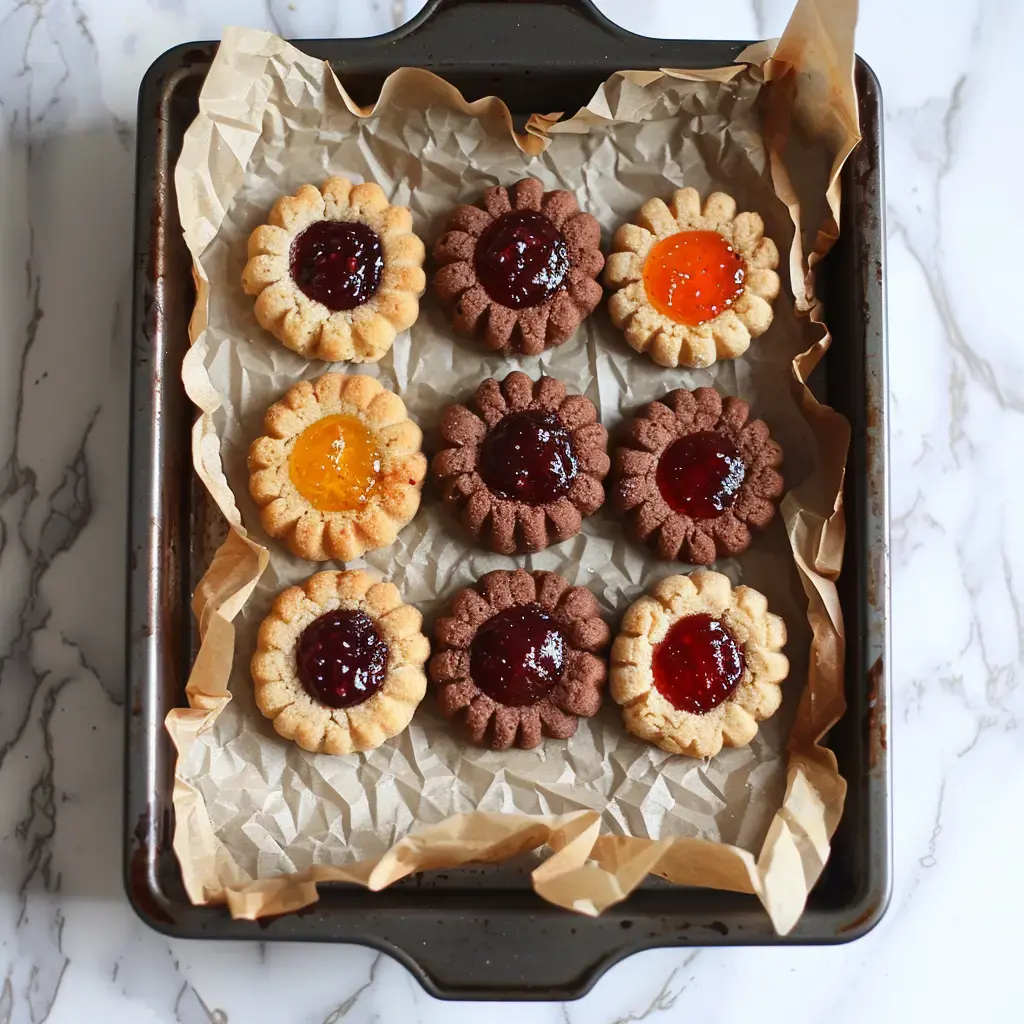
642, 230, 746, 326
479, 410, 578, 505
474, 210, 570, 309
652, 614, 745, 714
289, 220, 384, 311
656, 431, 746, 519
296, 610, 389, 709
470, 604, 566, 707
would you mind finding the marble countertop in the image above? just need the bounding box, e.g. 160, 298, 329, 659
0, 0, 1019, 1020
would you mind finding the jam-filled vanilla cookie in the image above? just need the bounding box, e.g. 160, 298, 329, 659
252, 570, 429, 754
242, 176, 426, 362
610, 571, 788, 758
433, 178, 604, 355
613, 386, 783, 564
248, 373, 426, 561
604, 188, 780, 368
430, 569, 609, 750
431, 371, 609, 554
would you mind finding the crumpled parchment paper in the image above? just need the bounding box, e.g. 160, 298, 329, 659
169, 0, 859, 934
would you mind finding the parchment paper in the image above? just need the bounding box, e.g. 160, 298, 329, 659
169, 0, 859, 935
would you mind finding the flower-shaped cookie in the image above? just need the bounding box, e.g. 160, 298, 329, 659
613, 386, 783, 564
430, 569, 610, 749
432, 371, 609, 555
610, 571, 788, 758
604, 187, 780, 368
252, 570, 429, 754
242, 176, 426, 362
433, 178, 604, 355
248, 373, 426, 561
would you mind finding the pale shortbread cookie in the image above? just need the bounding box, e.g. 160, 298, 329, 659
247, 373, 426, 562
604, 188, 780, 369
610, 570, 788, 758
251, 570, 429, 755
242, 176, 426, 362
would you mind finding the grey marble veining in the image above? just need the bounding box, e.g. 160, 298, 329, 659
0, 0, 1019, 1020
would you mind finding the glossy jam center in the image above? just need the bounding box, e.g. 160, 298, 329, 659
643, 230, 746, 326
470, 604, 566, 707
652, 614, 745, 715
656, 431, 746, 520
478, 410, 578, 506
288, 414, 383, 513
474, 210, 570, 309
289, 220, 384, 311
296, 610, 389, 709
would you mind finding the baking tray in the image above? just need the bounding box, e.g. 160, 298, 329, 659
126, 0, 890, 1000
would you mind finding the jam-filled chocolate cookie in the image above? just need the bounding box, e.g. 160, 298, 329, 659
610, 571, 788, 758
242, 176, 426, 362
613, 386, 783, 565
251, 570, 429, 755
432, 371, 609, 554
604, 188, 780, 368
433, 178, 604, 355
430, 569, 610, 750
248, 373, 426, 561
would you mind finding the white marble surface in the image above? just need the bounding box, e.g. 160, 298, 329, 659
0, 0, 1019, 1019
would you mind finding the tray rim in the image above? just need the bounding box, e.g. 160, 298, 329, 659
125, 0, 891, 1000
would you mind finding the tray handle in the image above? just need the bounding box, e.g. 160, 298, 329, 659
392, 0, 643, 50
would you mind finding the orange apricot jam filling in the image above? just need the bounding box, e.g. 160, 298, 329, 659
642, 230, 746, 327
288, 414, 383, 512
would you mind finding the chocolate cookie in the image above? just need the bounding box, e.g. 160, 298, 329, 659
433, 178, 604, 355
430, 569, 610, 749
432, 371, 610, 554
612, 386, 783, 564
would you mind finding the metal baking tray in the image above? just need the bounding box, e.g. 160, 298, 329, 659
126, 0, 890, 1000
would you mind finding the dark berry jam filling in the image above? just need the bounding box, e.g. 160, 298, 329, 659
479, 410, 578, 505
296, 610, 389, 709
470, 604, 566, 707
656, 431, 746, 519
474, 210, 570, 309
289, 220, 384, 311
652, 614, 745, 714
